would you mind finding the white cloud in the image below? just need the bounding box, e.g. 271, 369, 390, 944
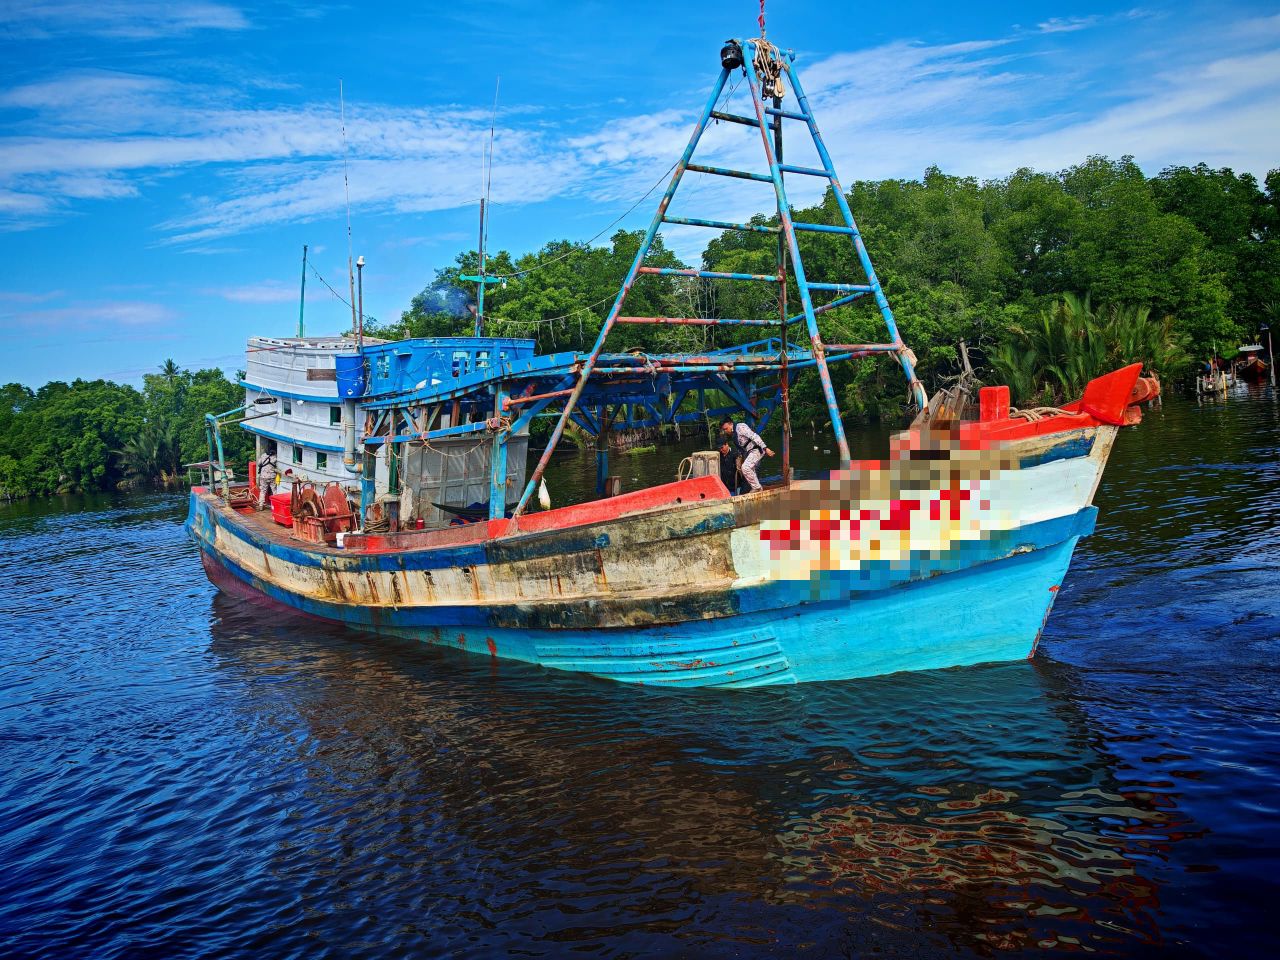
0, 1, 249, 39
1038, 16, 1101, 34
1, 12, 1278, 253
0, 299, 177, 331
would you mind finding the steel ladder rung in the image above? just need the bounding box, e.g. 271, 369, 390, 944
792, 222, 856, 235
686, 163, 773, 183
765, 106, 810, 122
709, 110, 759, 127
662, 215, 779, 234
778, 163, 832, 178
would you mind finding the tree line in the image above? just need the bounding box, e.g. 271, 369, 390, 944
4, 155, 1277, 500
374, 155, 1279, 416
0, 361, 249, 500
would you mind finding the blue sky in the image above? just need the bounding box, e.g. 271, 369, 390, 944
2, 0, 1278, 387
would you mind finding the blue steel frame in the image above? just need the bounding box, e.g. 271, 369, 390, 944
507, 39, 929, 520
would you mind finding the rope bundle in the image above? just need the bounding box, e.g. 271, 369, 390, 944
752, 38, 786, 100
1009, 406, 1071, 422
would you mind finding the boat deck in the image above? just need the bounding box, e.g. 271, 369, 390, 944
197, 472, 743, 557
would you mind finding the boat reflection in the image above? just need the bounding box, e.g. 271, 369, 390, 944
206, 592, 1195, 955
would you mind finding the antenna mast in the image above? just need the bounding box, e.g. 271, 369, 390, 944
340, 80, 358, 336
475, 78, 500, 337
298, 243, 308, 338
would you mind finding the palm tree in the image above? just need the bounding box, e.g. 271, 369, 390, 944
990, 294, 1189, 404
117, 421, 183, 488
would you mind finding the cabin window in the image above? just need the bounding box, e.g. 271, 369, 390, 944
451, 350, 469, 378
282, 399, 291, 416
376, 355, 390, 379
476, 350, 490, 370
329, 406, 342, 425
316, 452, 328, 471
292, 445, 302, 465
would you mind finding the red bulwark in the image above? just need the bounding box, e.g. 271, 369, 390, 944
514, 475, 731, 534
346, 476, 731, 554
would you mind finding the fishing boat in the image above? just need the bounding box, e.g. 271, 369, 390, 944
187, 36, 1157, 687
1234, 345, 1270, 384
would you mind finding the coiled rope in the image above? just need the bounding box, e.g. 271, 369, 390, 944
1009, 406, 1072, 422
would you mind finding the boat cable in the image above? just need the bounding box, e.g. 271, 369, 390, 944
305, 259, 381, 327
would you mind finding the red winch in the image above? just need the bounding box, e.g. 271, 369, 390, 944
289, 482, 355, 545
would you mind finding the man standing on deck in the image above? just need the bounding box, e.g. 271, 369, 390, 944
721, 418, 774, 492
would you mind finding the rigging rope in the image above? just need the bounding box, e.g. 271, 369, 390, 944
307, 261, 380, 327
751, 37, 786, 100
1009, 406, 1072, 422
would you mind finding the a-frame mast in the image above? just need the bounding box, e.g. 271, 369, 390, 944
510, 36, 928, 519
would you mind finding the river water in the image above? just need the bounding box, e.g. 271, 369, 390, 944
1, 390, 1277, 958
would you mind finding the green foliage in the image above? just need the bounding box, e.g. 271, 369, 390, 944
989, 294, 1190, 404
0, 361, 248, 500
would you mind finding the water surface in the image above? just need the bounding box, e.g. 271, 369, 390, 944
1, 391, 1277, 958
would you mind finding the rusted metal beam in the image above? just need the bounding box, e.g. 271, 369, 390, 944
765, 106, 809, 121
637, 266, 779, 282
503, 387, 574, 409
778, 163, 831, 178
686, 163, 773, 183
807, 282, 873, 293
792, 222, 856, 235
661, 214, 779, 234
709, 109, 758, 127
615, 316, 777, 327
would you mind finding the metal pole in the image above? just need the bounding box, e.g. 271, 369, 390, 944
784, 56, 929, 414
488, 385, 509, 520
476, 198, 487, 338
356, 256, 365, 351
510, 67, 733, 519
595, 405, 609, 496
743, 42, 851, 465
774, 92, 791, 486
298, 244, 308, 338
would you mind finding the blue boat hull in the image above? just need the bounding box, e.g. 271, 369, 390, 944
194, 507, 1092, 688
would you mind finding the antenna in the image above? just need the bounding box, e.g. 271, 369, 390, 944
484, 76, 499, 255
340, 80, 358, 336
298, 243, 308, 338
467, 77, 501, 338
